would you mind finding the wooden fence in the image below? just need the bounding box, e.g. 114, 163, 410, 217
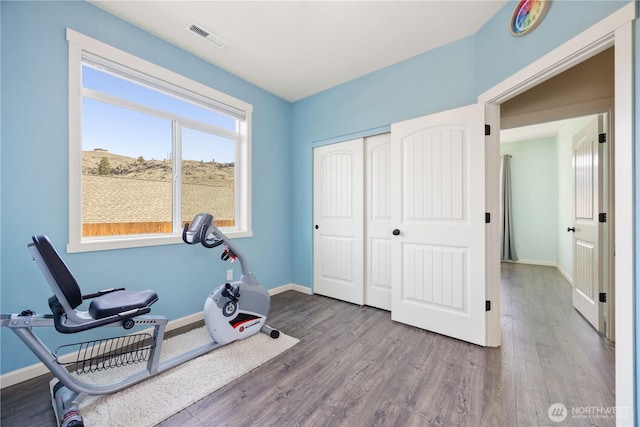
83, 219, 236, 237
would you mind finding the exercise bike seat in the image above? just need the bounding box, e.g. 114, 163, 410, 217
30, 235, 158, 333
88, 289, 158, 319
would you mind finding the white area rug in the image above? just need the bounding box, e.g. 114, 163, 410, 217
52, 327, 298, 427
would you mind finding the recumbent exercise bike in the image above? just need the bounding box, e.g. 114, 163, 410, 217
0, 213, 278, 427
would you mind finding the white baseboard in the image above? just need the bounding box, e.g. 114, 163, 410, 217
1, 286, 311, 389
503, 259, 557, 267
269, 283, 313, 296
555, 265, 574, 286
502, 260, 574, 286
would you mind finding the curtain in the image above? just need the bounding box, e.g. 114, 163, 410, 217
501, 155, 518, 261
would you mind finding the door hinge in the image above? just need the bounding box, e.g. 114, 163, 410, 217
485, 124, 491, 136
485, 212, 491, 223
599, 213, 607, 223
599, 292, 607, 303
486, 300, 491, 311
599, 133, 606, 143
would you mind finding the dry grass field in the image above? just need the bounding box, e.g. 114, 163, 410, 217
82, 150, 235, 233
83, 149, 234, 186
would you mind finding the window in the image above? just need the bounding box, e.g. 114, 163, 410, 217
67, 29, 252, 252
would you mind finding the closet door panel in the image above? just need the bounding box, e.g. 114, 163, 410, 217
313, 139, 364, 305
365, 133, 392, 310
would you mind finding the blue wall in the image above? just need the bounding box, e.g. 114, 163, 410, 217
500, 138, 559, 265
0, 1, 292, 373
291, 0, 631, 288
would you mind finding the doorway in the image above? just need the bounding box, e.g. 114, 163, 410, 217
479, 6, 633, 422
499, 113, 614, 340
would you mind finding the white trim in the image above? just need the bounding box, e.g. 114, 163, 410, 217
83, 88, 241, 141
82, 51, 246, 121
237, 116, 253, 235
66, 29, 252, 113
556, 264, 573, 286
502, 259, 558, 267
68, 37, 83, 253
479, 3, 635, 424
613, 20, 634, 425
502, 261, 575, 289
66, 28, 253, 253
485, 104, 501, 347
67, 230, 254, 254
269, 283, 313, 296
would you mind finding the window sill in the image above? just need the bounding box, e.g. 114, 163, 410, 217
67, 230, 253, 253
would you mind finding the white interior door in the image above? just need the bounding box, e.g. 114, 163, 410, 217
390, 103, 487, 346
571, 115, 604, 331
365, 133, 392, 310
313, 139, 364, 305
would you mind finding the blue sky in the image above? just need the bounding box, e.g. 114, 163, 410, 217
82, 65, 236, 163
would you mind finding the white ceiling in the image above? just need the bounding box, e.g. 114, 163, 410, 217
90, 1, 508, 102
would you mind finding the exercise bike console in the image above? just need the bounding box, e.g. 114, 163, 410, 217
183, 213, 210, 244
183, 213, 227, 249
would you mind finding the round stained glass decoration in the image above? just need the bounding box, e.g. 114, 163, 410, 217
510, 0, 550, 36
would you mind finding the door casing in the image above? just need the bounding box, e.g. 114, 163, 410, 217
478, 3, 634, 423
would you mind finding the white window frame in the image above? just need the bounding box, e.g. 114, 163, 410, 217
67, 29, 253, 253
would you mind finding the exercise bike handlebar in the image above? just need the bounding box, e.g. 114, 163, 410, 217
183, 213, 251, 278
199, 227, 224, 249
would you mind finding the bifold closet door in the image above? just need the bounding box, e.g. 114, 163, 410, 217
313, 135, 393, 309
313, 138, 364, 305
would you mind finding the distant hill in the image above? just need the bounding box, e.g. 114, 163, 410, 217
83, 149, 234, 187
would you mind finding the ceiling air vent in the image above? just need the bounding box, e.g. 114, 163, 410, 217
187, 23, 228, 49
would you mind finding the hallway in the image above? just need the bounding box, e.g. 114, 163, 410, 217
500, 263, 615, 425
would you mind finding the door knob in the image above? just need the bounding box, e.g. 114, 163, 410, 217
567, 227, 575, 232
392, 229, 401, 236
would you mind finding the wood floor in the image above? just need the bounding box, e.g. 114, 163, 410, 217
1, 263, 615, 426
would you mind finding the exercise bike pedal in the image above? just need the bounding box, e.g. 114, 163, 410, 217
222, 283, 240, 302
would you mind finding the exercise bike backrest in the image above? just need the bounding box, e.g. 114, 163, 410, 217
32, 235, 83, 309
29, 235, 158, 334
